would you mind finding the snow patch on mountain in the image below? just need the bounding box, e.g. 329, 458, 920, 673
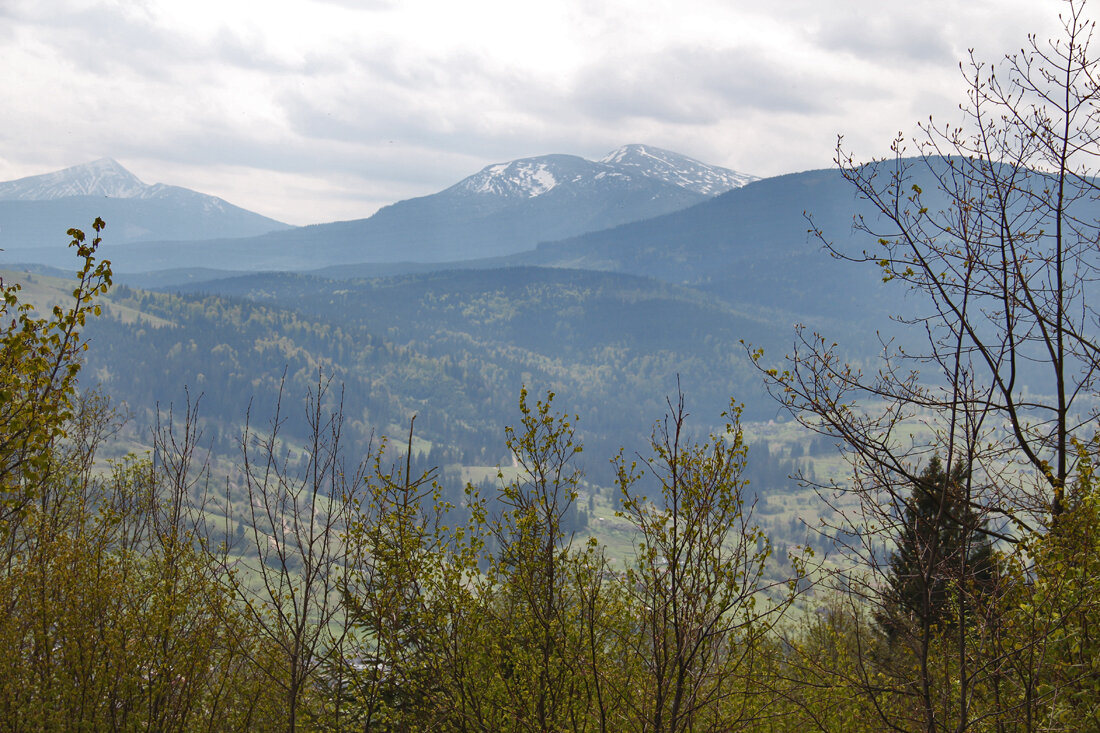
460, 159, 565, 198
526, 164, 557, 197
600, 144, 757, 195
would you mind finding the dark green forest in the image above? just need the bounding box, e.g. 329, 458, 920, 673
4, 7, 1100, 731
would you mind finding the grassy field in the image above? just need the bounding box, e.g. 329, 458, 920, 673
2, 269, 173, 327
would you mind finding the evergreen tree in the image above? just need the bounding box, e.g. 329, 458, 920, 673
877, 456, 994, 639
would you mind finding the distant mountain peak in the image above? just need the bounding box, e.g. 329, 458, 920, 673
464, 158, 562, 198
0, 160, 292, 254
452, 154, 614, 200
449, 145, 755, 203
0, 158, 151, 201
600, 143, 662, 164
83, 157, 132, 174
599, 144, 758, 196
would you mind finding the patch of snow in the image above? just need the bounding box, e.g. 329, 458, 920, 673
599, 144, 758, 195
458, 159, 561, 198
525, 163, 557, 197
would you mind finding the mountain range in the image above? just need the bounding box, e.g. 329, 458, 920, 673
0, 144, 937, 489
0, 146, 916, 343
0, 158, 290, 254
0, 145, 756, 272
0, 146, 895, 328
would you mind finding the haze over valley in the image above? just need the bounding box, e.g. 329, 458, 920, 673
0, 143, 890, 451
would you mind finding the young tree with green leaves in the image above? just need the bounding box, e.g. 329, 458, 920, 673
613, 393, 793, 732
984, 438, 1100, 730
0, 219, 111, 524
471, 388, 602, 729
0, 222, 282, 731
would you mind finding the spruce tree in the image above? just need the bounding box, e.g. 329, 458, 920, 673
877, 456, 994, 640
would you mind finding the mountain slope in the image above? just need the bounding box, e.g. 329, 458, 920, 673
289, 165, 895, 333
0, 159, 291, 257
509, 166, 872, 308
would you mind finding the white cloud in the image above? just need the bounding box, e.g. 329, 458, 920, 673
0, 0, 1076, 225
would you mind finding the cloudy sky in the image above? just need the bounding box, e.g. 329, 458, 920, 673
0, 0, 1065, 225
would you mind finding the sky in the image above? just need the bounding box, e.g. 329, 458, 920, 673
0, 0, 1067, 226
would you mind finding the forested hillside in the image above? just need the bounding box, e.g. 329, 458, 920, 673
74, 266, 783, 488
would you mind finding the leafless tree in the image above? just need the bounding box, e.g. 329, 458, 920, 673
752, 3, 1100, 729
209, 370, 370, 732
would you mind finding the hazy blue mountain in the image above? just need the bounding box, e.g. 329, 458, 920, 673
0, 157, 152, 200
499, 167, 878, 315
106, 160, 931, 341
80, 145, 755, 272
0, 158, 291, 263
501, 157, 1100, 324
283, 166, 896, 335
112, 163, 897, 339
114, 267, 256, 290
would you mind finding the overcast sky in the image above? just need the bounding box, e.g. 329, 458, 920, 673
0, 0, 1067, 225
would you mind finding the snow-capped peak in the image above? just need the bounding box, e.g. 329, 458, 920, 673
599, 144, 757, 195
454, 155, 595, 199
450, 145, 758, 202
0, 158, 152, 201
